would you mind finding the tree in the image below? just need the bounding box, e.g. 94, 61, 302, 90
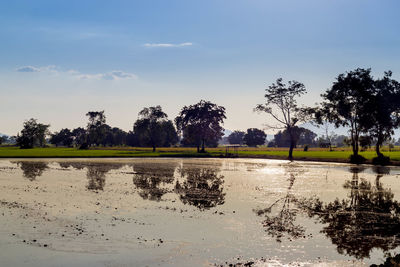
273, 127, 315, 147
297, 128, 317, 146
180, 124, 201, 148
16, 118, 50, 149
160, 120, 179, 147
86, 111, 106, 146
71, 127, 87, 147
255, 78, 307, 159
133, 106, 170, 152
367, 71, 400, 158
274, 130, 290, 147
175, 100, 226, 153
37, 123, 50, 147
228, 130, 245, 145
100, 124, 113, 146
111, 127, 128, 146
359, 135, 372, 151
50, 128, 73, 147
126, 131, 139, 147
243, 128, 266, 147
320, 68, 375, 161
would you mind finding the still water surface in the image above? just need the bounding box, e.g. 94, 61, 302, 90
1, 158, 400, 266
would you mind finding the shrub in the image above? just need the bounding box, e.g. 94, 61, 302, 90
372, 155, 390, 165
349, 154, 366, 164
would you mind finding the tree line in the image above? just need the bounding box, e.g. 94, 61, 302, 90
15, 100, 232, 153
12, 68, 400, 163
255, 68, 400, 163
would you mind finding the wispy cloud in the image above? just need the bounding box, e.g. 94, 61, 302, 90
16, 66, 40, 72
15, 65, 137, 80
78, 71, 138, 80
143, 42, 193, 48
16, 65, 57, 73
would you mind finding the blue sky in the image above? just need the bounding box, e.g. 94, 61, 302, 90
1, 0, 400, 136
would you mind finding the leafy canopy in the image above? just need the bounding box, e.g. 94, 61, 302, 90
255, 78, 307, 129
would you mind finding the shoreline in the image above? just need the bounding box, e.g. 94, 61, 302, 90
1, 153, 400, 166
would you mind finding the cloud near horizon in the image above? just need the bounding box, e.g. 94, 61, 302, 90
78, 70, 138, 80
16, 65, 57, 73
143, 42, 193, 48
16, 66, 137, 80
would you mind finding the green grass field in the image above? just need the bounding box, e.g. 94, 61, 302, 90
1, 146, 400, 164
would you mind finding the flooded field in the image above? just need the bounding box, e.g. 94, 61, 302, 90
1, 158, 400, 266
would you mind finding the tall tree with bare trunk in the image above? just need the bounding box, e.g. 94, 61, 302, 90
255, 78, 307, 160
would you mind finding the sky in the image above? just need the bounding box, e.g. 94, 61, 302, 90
1, 0, 400, 136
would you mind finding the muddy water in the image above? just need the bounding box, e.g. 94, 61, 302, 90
1, 158, 400, 266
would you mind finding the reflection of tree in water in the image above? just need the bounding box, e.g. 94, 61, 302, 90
132, 162, 177, 201
86, 163, 125, 191
299, 166, 400, 259
59, 162, 124, 191
371, 253, 400, 267
175, 164, 225, 210
58, 161, 86, 170
255, 163, 306, 242
16, 161, 49, 181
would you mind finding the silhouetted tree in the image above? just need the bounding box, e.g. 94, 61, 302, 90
368, 71, 400, 158
175, 100, 226, 152
160, 120, 179, 147
180, 124, 201, 148
273, 130, 290, 147
320, 68, 375, 161
111, 127, 128, 146
50, 128, 73, 147
228, 130, 245, 145
86, 110, 106, 146
243, 128, 266, 147
298, 128, 317, 146
71, 127, 87, 147
133, 106, 170, 152
99, 124, 112, 146
16, 118, 50, 148
126, 131, 139, 147
274, 127, 316, 147
359, 135, 372, 151
255, 78, 307, 159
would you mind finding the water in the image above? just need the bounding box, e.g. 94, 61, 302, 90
1, 158, 400, 266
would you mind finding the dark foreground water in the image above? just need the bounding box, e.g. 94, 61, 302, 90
1, 158, 400, 266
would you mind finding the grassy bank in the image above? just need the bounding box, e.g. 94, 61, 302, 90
1, 146, 400, 165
